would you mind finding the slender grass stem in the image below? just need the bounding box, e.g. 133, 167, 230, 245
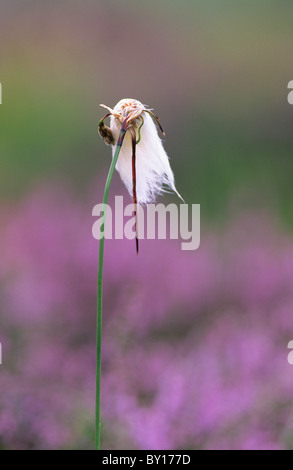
95, 122, 127, 450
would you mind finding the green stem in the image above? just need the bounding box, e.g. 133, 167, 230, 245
95, 122, 127, 450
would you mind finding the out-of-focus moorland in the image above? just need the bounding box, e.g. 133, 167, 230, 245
1, 0, 293, 450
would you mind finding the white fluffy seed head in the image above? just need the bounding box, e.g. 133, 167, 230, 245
104, 98, 183, 205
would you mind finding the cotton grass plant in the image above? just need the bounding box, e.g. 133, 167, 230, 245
96, 98, 182, 449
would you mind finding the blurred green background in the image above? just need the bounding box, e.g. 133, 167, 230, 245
1, 0, 292, 226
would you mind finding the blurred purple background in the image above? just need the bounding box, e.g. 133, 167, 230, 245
1, 0, 293, 449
